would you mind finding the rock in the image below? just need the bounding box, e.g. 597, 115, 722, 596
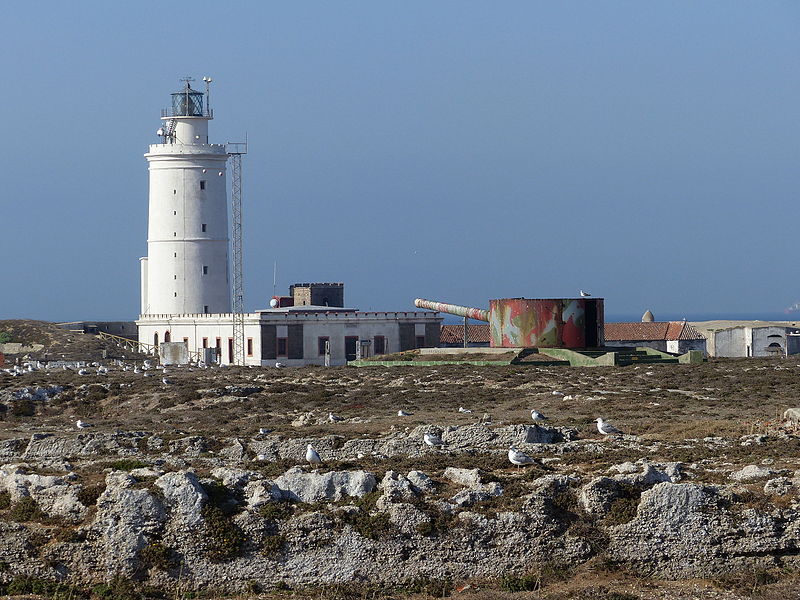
615, 463, 678, 487
730, 465, 776, 482
291, 412, 316, 427
218, 438, 248, 461
154, 471, 207, 526
443, 467, 483, 488
384, 502, 430, 535
130, 467, 164, 479
379, 471, 417, 505
273, 468, 377, 503
407, 470, 435, 493
783, 407, 800, 422
450, 482, 503, 507
579, 476, 622, 516
243, 479, 282, 509
610, 462, 639, 474
764, 477, 793, 495
0, 465, 86, 522
91, 471, 166, 574
210, 467, 257, 489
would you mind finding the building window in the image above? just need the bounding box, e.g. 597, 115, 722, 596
203, 305, 209, 313
154, 332, 159, 346
183, 337, 189, 346
174, 275, 177, 280
203, 266, 208, 275
173, 232, 177, 237
374, 335, 386, 355
318, 336, 330, 356
228, 338, 234, 364
174, 292, 177, 297
277, 337, 288, 357
174, 252, 177, 257
164, 331, 171, 342
173, 210, 177, 215
173, 189, 176, 195
416, 335, 425, 349
202, 337, 208, 348
215, 337, 221, 349
201, 224, 207, 232
247, 338, 253, 356
200, 180, 206, 190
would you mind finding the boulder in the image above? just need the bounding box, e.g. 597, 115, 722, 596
443, 467, 483, 488
244, 479, 282, 509
274, 468, 377, 503
730, 465, 776, 482
154, 470, 207, 526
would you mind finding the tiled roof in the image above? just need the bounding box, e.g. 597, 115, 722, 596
440, 324, 490, 344
605, 322, 705, 341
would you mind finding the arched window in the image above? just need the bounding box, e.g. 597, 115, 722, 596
164, 331, 171, 342
154, 332, 159, 346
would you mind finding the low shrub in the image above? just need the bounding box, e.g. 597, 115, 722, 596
201, 505, 247, 561
9, 496, 47, 522
108, 459, 148, 471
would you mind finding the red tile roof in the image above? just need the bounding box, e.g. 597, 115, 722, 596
604, 321, 705, 341
440, 324, 490, 344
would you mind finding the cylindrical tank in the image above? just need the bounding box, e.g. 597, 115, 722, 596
414, 297, 604, 348
414, 298, 489, 322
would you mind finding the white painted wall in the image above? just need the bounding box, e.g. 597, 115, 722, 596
143, 131, 230, 315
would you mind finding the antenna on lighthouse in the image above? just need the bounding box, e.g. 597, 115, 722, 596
227, 134, 248, 366
202, 76, 212, 116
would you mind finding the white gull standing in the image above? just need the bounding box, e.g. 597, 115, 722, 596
508, 447, 535, 469
595, 417, 623, 436
530, 409, 549, 423
305, 444, 322, 467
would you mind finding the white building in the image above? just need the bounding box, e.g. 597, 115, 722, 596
137, 306, 441, 366
691, 320, 800, 357
136, 79, 440, 365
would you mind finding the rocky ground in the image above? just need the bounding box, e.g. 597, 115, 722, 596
1, 345, 800, 599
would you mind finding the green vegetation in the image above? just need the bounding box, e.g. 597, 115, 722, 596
201, 504, 247, 561
139, 541, 176, 571
604, 484, 642, 526
9, 496, 46, 522
0, 331, 12, 344
77, 483, 106, 506
0, 491, 10, 510
107, 459, 148, 471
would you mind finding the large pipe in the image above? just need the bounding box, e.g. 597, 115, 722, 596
414, 298, 489, 322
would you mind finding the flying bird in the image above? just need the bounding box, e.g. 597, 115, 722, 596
305, 444, 322, 466
508, 447, 536, 469
595, 417, 623, 436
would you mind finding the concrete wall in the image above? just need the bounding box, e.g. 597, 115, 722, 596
710, 326, 795, 357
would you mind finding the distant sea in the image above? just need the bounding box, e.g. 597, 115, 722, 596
440, 312, 800, 325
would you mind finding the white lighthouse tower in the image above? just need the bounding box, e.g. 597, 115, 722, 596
140, 78, 231, 315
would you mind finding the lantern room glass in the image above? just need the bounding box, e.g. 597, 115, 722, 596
171, 85, 204, 117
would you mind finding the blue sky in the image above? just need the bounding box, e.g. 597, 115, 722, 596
1, 2, 798, 322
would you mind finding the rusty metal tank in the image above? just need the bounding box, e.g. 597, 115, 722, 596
414, 297, 604, 348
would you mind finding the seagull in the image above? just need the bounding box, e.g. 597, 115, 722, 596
423, 432, 444, 448
305, 444, 322, 466
275, 362, 286, 368
458, 406, 472, 413
97, 366, 108, 375
162, 377, 174, 385
78, 369, 89, 376
531, 409, 549, 423
508, 447, 536, 469
328, 412, 344, 423
595, 417, 623, 436
580, 290, 591, 297
258, 428, 272, 435
256, 454, 268, 461
133, 367, 141, 374
551, 390, 564, 396
397, 410, 413, 417
76, 420, 92, 429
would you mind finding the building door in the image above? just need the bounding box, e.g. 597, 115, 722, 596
345, 336, 358, 362
584, 300, 598, 347
228, 338, 234, 364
